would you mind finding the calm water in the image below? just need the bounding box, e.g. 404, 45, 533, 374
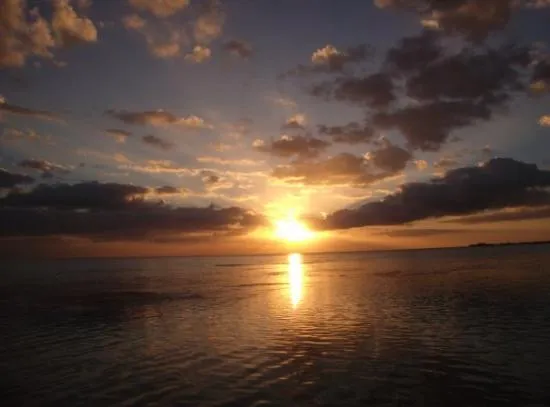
2, 245, 550, 406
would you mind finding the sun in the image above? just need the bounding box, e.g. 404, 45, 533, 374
274, 217, 314, 243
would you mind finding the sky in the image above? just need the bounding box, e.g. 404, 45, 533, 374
1, 0, 550, 258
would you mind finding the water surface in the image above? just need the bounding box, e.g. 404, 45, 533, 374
1, 245, 550, 406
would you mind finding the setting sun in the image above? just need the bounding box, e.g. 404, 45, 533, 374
274, 217, 314, 243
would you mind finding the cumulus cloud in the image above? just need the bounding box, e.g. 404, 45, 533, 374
322, 158, 550, 230
365, 141, 412, 172
128, 0, 190, 17
285, 44, 371, 76
142, 134, 174, 150
0, 168, 34, 189
122, 14, 146, 30
0, 181, 265, 240
0, 100, 64, 123
253, 134, 330, 160
105, 129, 131, 143
223, 39, 253, 58
433, 156, 460, 170
193, 1, 224, 44
0, 0, 55, 67
184, 45, 211, 63
51, 0, 98, 47
106, 109, 211, 128
374, 0, 516, 42
311, 72, 395, 109
540, 115, 550, 126
318, 122, 375, 144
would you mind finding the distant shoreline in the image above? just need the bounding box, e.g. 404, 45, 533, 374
467, 240, 550, 248
3, 239, 550, 262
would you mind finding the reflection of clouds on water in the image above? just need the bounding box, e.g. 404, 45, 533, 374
288, 253, 303, 308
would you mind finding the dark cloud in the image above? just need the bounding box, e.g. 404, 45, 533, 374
223, 39, 253, 58
311, 72, 395, 109
254, 135, 330, 160
142, 134, 174, 150
0, 169, 34, 189
303, 30, 531, 152
0, 182, 149, 210
367, 141, 412, 172
384, 30, 442, 75
155, 186, 183, 195
446, 206, 550, 224
404, 44, 530, 104
318, 122, 375, 144
0, 181, 264, 240
0, 101, 63, 122
272, 153, 393, 186
373, 101, 491, 151
323, 158, 550, 230
202, 173, 221, 185
375, 0, 515, 42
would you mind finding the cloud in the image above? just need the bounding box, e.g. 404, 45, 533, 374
0, 128, 53, 144
311, 72, 395, 109
377, 228, 465, 238
253, 134, 330, 160
142, 134, 174, 150
0, 101, 64, 123
122, 14, 185, 58
106, 109, 211, 128
447, 206, 550, 224
184, 45, 211, 63
122, 14, 146, 30
318, 122, 375, 144
19, 159, 70, 178
365, 141, 412, 172
197, 156, 263, 166
0, 168, 34, 189
272, 153, 394, 187
0, 0, 55, 67
286, 44, 371, 77
51, 0, 98, 47
105, 129, 131, 143
374, 0, 516, 42
155, 185, 185, 195
128, 0, 190, 17
433, 157, 460, 169
322, 158, 550, 230
193, 0, 224, 44
373, 101, 491, 151
0, 181, 265, 240
282, 114, 307, 130
539, 115, 550, 127
223, 40, 253, 58
268, 95, 297, 109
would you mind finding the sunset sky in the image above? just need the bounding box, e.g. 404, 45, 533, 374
1, 0, 550, 258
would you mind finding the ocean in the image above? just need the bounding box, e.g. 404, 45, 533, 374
1, 245, 550, 406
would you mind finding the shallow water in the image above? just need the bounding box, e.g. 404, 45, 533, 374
1, 245, 550, 406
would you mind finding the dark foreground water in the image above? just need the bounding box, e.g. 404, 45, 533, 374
2, 245, 550, 406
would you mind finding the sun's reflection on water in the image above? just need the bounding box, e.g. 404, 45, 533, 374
288, 253, 303, 308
